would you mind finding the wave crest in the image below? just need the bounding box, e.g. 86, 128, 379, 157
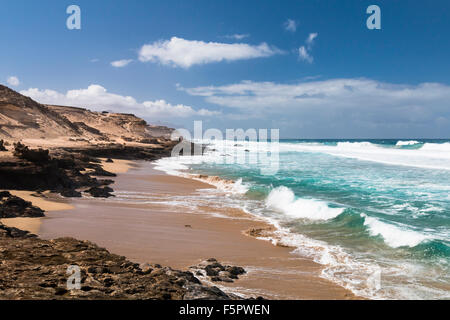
362, 214, 432, 248
266, 186, 343, 220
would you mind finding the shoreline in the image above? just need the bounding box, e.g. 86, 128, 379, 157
37, 159, 358, 300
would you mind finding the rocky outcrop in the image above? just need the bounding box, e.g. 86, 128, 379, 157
0, 143, 115, 198
190, 258, 247, 283
86, 186, 114, 198
0, 191, 45, 218
13, 142, 50, 163
0, 222, 37, 239
62, 141, 179, 160
0, 223, 234, 300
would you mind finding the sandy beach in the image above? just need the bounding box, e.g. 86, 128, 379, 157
36, 160, 357, 300
0, 190, 73, 234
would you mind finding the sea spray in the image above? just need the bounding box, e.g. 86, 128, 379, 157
153, 138, 450, 299
266, 186, 344, 221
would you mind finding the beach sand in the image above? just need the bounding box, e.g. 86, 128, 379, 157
37, 160, 357, 300
99, 158, 135, 174
0, 190, 73, 234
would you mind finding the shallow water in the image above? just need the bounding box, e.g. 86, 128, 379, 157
154, 139, 450, 299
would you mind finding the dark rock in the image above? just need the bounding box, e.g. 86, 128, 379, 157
0, 191, 12, 199
87, 164, 117, 177
0, 143, 118, 198
105, 158, 114, 163
0, 195, 45, 218
204, 265, 219, 277
191, 259, 247, 283
86, 186, 114, 198
13, 142, 50, 163
0, 139, 7, 151
0, 232, 235, 300
0, 222, 37, 239
226, 266, 246, 276
54, 288, 68, 296
60, 189, 82, 198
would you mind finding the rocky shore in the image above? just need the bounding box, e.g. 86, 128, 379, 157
0, 84, 244, 300
0, 222, 241, 300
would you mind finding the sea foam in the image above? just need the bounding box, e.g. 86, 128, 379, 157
396, 140, 420, 146
362, 214, 432, 248
266, 186, 343, 221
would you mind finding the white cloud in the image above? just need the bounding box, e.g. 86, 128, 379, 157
111, 59, 133, 68
299, 46, 313, 63
225, 34, 250, 40
138, 37, 281, 68
284, 19, 298, 32
298, 33, 318, 63
306, 33, 318, 47
20, 84, 220, 120
7, 76, 20, 87
182, 79, 450, 120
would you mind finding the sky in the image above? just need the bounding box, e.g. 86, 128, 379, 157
1, 0, 449, 138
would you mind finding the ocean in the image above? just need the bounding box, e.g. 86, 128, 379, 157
154, 139, 450, 299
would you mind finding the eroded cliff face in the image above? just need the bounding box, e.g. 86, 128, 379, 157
0, 85, 81, 139
0, 85, 174, 143
47, 105, 173, 141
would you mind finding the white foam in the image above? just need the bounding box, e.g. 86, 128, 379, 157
362, 214, 432, 248
192, 176, 249, 194
396, 140, 420, 146
266, 186, 343, 221
277, 141, 450, 171
336, 141, 379, 149
153, 156, 191, 175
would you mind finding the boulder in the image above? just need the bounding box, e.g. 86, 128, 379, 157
86, 186, 114, 198
0, 194, 45, 218
190, 259, 247, 283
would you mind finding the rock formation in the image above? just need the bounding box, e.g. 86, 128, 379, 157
0, 223, 234, 300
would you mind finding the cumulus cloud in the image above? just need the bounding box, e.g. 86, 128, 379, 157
111, 59, 133, 67
7, 76, 20, 87
138, 37, 281, 68
284, 19, 298, 32
20, 85, 220, 120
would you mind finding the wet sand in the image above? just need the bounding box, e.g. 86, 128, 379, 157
38, 160, 358, 300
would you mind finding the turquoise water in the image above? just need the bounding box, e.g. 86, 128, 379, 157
156, 139, 450, 299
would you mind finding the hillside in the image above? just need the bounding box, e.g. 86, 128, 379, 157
46, 105, 173, 142
0, 85, 174, 145
0, 85, 81, 139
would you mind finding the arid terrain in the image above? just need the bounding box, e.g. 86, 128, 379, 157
0, 84, 240, 300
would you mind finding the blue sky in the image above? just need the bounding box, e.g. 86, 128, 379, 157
1, 0, 449, 138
